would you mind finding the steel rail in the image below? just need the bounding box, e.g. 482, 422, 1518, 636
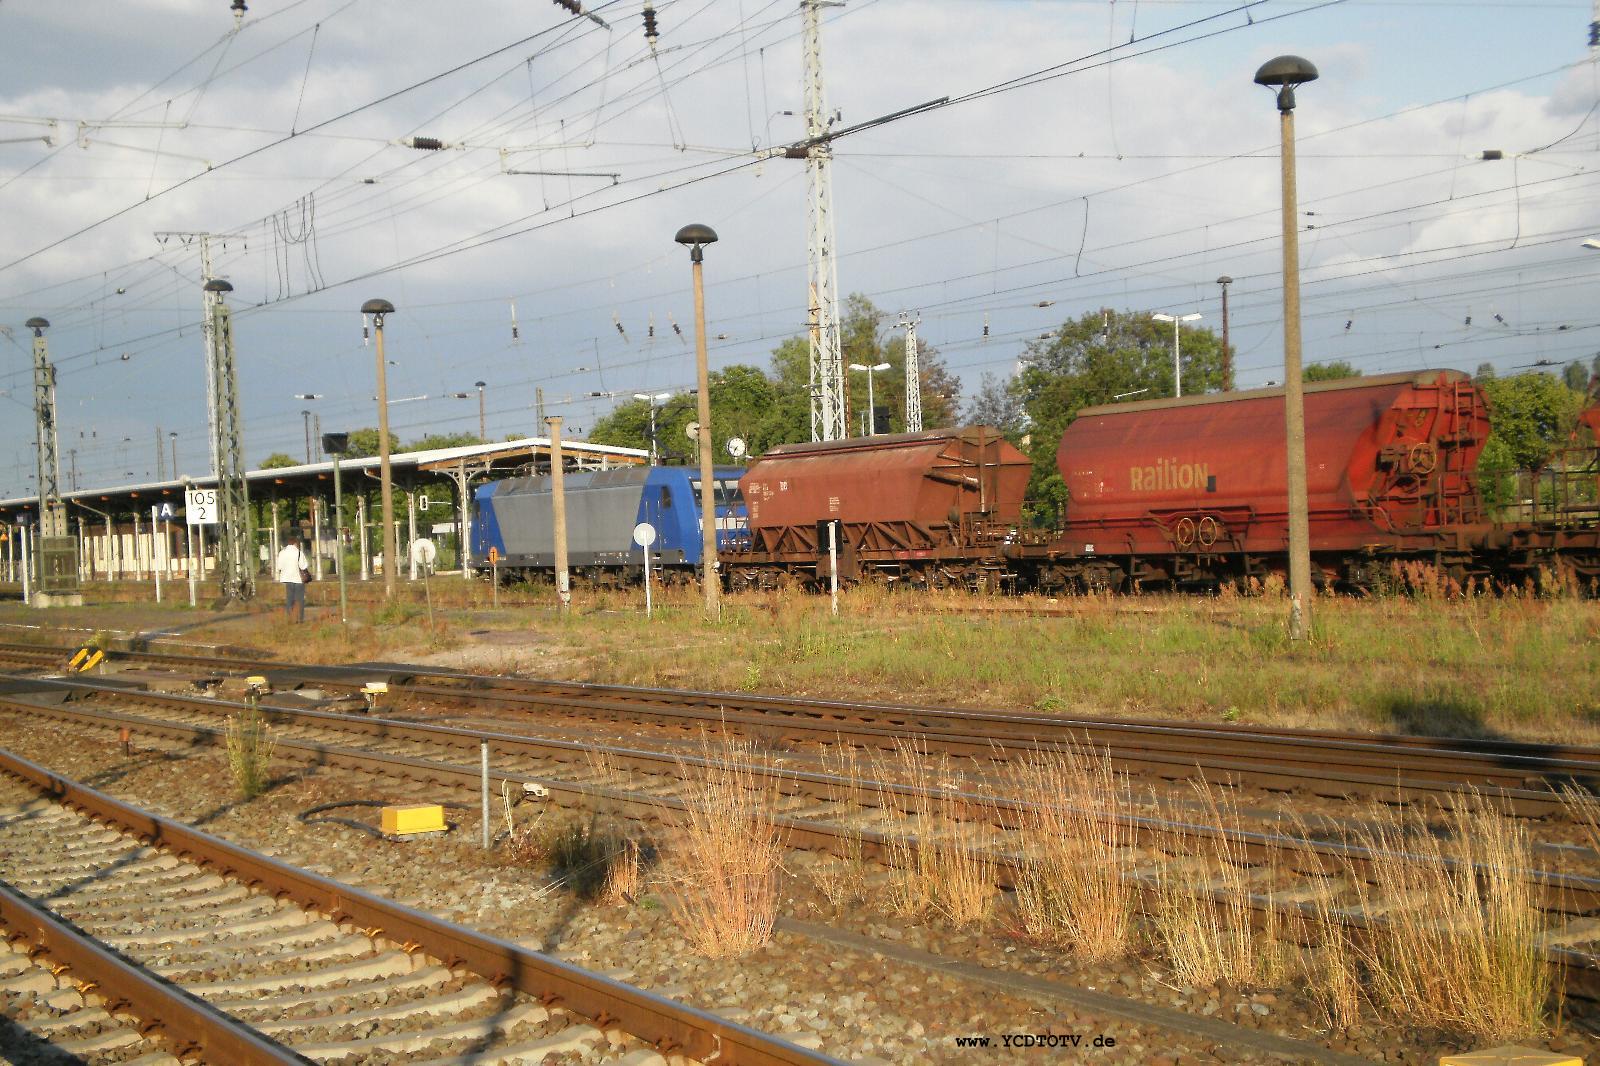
0, 745, 842, 1066
4, 639, 1598, 798
6, 684, 1600, 924
0, 879, 308, 1065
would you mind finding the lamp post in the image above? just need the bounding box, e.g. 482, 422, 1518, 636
362, 298, 398, 600
848, 362, 891, 435
168, 432, 178, 481
1216, 277, 1234, 391
322, 431, 350, 626
1151, 312, 1202, 398
633, 392, 672, 464
1255, 54, 1319, 642
675, 222, 720, 621
475, 381, 487, 441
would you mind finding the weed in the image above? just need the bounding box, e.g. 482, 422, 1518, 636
225, 696, 275, 799
878, 742, 997, 926
1007, 743, 1137, 960
658, 733, 788, 957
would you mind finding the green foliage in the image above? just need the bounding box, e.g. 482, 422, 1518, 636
260, 452, 299, 469
1010, 308, 1228, 523
341, 428, 401, 459
1303, 360, 1359, 382
1564, 361, 1591, 392
587, 295, 960, 459
407, 432, 482, 451
1475, 362, 1497, 383
1480, 372, 1584, 470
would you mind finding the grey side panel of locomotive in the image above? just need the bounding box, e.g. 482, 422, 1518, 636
492, 467, 651, 567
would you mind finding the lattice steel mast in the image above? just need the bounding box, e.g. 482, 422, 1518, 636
800, 0, 845, 441
28, 318, 65, 538
899, 311, 922, 433
204, 278, 254, 602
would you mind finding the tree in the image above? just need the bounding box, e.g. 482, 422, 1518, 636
586, 294, 963, 462
407, 432, 481, 452
1474, 362, 1497, 383
1564, 360, 1590, 392
1303, 360, 1359, 382
260, 452, 298, 469
340, 428, 400, 459
965, 371, 1026, 438
1479, 372, 1585, 471
1010, 308, 1227, 522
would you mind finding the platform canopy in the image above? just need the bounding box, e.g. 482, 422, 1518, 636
0, 435, 646, 524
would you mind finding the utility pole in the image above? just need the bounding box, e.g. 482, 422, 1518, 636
302, 410, 313, 463
546, 416, 571, 614
535, 387, 547, 436
155, 426, 166, 481
793, 0, 846, 442
155, 231, 246, 474
476, 380, 487, 441
1217, 276, 1234, 391
899, 311, 922, 433
69, 449, 78, 492
203, 279, 254, 602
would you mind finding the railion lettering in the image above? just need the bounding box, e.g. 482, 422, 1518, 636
1130, 458, 1211, 493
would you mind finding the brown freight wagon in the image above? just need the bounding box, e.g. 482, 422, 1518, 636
731, 427, 1031, 590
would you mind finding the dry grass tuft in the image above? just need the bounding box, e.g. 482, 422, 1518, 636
658, 733, 788, 957
878, 741, 997, 926
225, 697, 276, 798
1007, 742, 1138, 960
809, 744, 872, 908
600, 837, 643, 906
1148, 776, 1279, 988
1340, 798, 1552, 1041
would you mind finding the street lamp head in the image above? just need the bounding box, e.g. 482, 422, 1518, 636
475, 380, 486, 388
1582, 238, 1600, 251
361, 298, 395, 316
202, 279, 233, 294
1217, 275, 1233, 286
1254, 55, 1318, 112
24, 317, 48, 335
674, 223, 718, 263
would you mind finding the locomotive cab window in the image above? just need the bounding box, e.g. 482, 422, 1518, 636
691, 479, 743, 507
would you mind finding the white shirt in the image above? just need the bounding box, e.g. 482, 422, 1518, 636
275, 544, 308, 583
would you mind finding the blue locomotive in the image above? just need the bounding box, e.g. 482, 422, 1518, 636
470, 465, 748, 581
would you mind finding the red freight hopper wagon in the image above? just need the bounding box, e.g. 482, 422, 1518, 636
1042, 370, 1490, 589
732, 427, 1031, 589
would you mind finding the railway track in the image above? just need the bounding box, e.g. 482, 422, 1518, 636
0, 745, 837, 1066
1, 637, 1595, 819
2, 673, 1598, 1001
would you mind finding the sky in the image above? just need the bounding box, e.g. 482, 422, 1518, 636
1, 0, 1596, 496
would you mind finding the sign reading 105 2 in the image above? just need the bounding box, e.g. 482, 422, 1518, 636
185, 489, 220, 526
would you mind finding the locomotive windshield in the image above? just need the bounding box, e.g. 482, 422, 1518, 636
691, 478, 744, 507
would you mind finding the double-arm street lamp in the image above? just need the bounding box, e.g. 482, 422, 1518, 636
1151, 313, 1202, 398
633, 392, 672, 463
848, 362, 891, 435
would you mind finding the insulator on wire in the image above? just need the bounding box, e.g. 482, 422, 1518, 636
1494, 313, 1506, 325
1344, 319, 1352, 332
510, 301, 520, 342
1591, 19, 1599, 47
1464, 315, 1472, 327
362, 315, 371, 346
1037, 300, 1054, 308
648, 313, 656, 339
613, 312, 628, 343
642, 1, 659, 48
552, 0, 582, 13
982, 313, 990, 339
669, 313, 687, 345
406, 136, 444, 151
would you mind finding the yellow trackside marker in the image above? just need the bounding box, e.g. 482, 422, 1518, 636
1439, 1047, 1584, 1066
380, 804, 446, 837
79, 650, 104, 672
68, 649, 88, 670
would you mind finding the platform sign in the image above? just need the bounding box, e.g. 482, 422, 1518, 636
633, 522, 657, 619
185, 489, 219, 525
157, 502, 176, 522
487, 546, 499, 564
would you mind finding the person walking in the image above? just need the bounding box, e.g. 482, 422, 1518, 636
275, 533, 309, 624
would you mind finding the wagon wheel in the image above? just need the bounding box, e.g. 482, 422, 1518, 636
1408, 441, 1437, 476
1174, 516, 1197, 549
1197, 515, 1220, 547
